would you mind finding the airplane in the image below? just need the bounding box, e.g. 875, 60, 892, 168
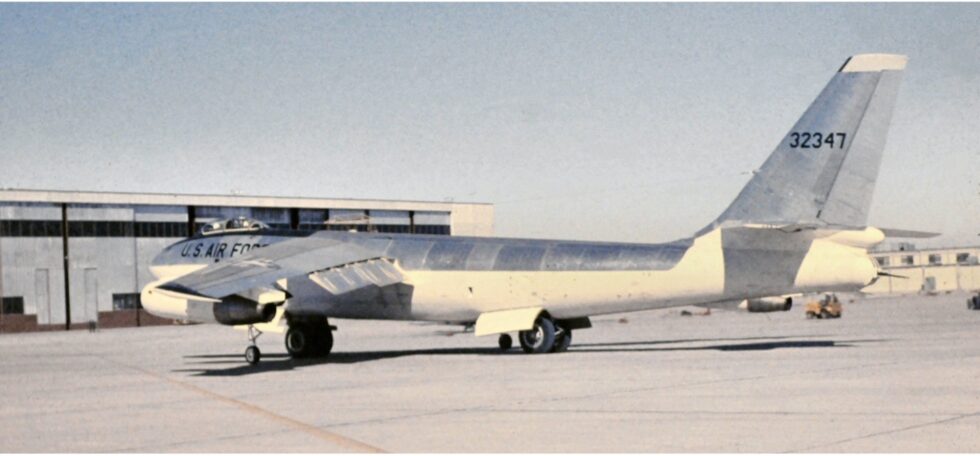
142, 53, 931, 365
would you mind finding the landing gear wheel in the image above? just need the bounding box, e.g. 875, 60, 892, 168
498, 333, 513, 351
820, 310, 830, 319
519, 317, 556, 354
285, 324, 311, 358
244, 325, 263, 364
286, 322, 334, 358
245, 345, 261, 365
552, 328, 572, 353
312, 327, 334, 356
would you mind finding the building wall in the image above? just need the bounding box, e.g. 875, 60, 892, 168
134, 205, 188, 289
0, 203, 66, 326
863, 246, 980, 294
450, 204, 495, 237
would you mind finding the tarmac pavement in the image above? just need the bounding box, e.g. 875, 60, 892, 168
1, 292, 978, 452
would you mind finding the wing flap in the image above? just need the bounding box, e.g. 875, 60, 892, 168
308, 258, 405, 296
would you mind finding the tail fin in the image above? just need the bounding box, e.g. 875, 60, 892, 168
709, 54, 907, 230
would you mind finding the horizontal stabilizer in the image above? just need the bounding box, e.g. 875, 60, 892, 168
739, 222, 939, 239
879, 228, 940, 238
878, 271, 908, 279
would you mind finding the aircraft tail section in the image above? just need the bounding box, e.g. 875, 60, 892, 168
709, 54, 907, 230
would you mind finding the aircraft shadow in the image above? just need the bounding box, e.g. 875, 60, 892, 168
173, 336, 889, 377
572, 334, 835, 349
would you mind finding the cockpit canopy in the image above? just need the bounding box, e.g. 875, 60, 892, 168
198, 217, 270, 236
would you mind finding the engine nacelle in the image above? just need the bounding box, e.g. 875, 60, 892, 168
213, 296, 277, 325
741, 296, 793, 313
142, 279, 280, 325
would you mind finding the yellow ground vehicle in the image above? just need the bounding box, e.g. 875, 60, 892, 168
805, 294, 842, 319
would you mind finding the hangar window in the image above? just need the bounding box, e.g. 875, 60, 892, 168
112, 293, 141, 311
928, 254, 942, 266
413, 211, 451, 235
134, 222, 188, 238
0, 220, 62, 237
414, 225, 450, 235
874, 256, 889, 267
1, 297, 24, 315
298, 209, 327, 230
956, 253, 975, 265
369, 210, 411, 234
901, 255, 914, 266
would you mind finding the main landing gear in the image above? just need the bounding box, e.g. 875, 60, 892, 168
284, 317, 334, 359
498, 315, 574, 354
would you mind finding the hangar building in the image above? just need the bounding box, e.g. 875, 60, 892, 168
0, 189, 493, 333
865, 244, 980, 294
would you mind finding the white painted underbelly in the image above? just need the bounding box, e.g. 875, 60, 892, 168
406, 228, 726, 322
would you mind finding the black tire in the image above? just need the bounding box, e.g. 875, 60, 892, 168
312, 327, 334, 357
820, 310, 829, 319
285, 324, 311, 358
498, 333, 513, 351
245, 345, 261, 365
552, 328, 572, 353
518, 317, 556, 354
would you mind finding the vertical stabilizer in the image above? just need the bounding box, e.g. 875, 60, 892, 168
709, 54, 907, 229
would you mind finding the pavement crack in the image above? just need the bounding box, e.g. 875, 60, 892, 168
98, 355, 386, 453
785, 411, 980, 453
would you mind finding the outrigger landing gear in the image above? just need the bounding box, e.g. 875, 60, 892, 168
498, 333, 513, 351
245, 325, 262, 365
285, 317, 334, 359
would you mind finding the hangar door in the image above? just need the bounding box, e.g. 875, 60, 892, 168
34, 269, 50, 324
83, 268, 98, 324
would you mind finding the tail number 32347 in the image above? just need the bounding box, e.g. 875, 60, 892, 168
789, 132, 846, 149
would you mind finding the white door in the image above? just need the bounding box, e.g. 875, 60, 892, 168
34, 269, 50, 324
83, 268, 98, 323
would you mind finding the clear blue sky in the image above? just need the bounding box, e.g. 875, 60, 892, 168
1, 3, 977, 246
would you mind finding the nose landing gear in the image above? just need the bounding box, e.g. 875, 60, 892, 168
244, 325, 263, 365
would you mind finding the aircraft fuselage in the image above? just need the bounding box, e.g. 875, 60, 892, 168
147, 226, 880, 323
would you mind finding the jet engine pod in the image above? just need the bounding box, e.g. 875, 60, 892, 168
743, 296, 793, 313
213, 295, 277, 325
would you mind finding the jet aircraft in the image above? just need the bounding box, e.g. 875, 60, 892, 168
143, 54, 929, 364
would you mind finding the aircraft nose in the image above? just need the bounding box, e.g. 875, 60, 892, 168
140, 280, 189, 320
